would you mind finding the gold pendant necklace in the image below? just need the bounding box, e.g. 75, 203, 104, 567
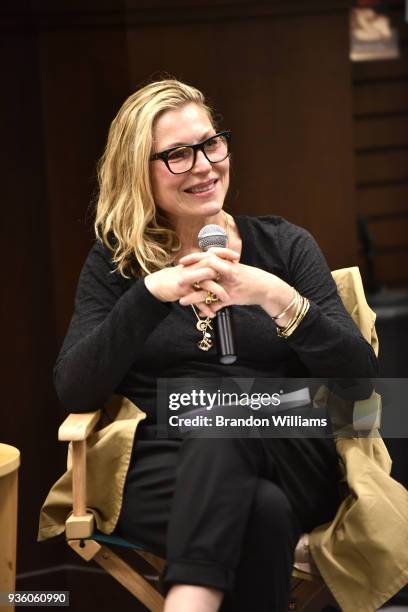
191, 305, 214, 351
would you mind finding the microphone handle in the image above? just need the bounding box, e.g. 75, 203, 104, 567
215, 307, 237, 365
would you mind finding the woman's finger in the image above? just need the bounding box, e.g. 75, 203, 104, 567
188, 255, 236, 281
179, 257, 235, 290
179, 280, 230, 306
178, 266, 222, 292
179, 248, 239, 266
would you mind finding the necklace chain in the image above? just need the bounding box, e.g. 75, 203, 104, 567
191, 304, 214, 351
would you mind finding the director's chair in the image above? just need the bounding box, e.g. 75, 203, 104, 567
52, 267, 380, 611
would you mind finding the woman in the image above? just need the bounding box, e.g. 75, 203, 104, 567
55, 79, 377, 611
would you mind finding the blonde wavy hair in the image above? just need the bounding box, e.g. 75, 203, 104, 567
95, 79, 214, 277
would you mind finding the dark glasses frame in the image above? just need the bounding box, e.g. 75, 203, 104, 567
149, 130, 231, 174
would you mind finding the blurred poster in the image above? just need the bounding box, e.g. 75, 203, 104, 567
350, 1, 399, 61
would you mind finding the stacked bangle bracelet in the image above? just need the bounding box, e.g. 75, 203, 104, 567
271, 288, 297, 321
275, 289, 310, 339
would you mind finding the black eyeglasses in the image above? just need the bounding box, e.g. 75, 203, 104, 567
149, 130, 231, 175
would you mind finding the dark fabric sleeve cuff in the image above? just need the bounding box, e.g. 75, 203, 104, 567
120, 278, 172, 331
163, 559, 235, 593
282, 300, 378, 379
285, 301, 348, 366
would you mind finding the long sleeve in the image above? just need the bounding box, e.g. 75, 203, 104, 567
55, 218, 378, 415
274, 220, 378, 379
54, 241, 171, 412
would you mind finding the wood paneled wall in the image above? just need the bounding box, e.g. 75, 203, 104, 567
34, 0, 357, 345
6, 1, 396, 608
125, 3, 357, 272
1, 4, 68, 586
353, 1, 408, 288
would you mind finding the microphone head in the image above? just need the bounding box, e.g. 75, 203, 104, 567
197, 224, 228, 251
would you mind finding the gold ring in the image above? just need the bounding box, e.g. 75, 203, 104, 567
205, 291, 218, 305
192, 281, 202, 290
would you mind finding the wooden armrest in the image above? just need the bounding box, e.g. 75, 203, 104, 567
58, 410, 101, 441
58, 411, 101, 539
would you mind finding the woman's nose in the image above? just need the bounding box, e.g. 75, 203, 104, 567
191, 149, 212, 173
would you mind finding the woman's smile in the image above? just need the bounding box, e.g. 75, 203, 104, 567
184, 178, 218, 196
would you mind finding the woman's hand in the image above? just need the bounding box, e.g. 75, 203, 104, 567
178, 248, 295, 323
143, 248, 237, 313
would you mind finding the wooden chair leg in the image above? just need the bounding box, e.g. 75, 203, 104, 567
68, 539, 339, 612
136, 550, 166, 574
69, 540, 164, 612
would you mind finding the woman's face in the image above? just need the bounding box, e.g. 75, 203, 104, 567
150, 103, 230, 224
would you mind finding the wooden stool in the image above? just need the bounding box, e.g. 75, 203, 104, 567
0, 444, 20, 612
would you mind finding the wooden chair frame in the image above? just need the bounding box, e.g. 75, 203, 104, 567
60, 410, 345, 611
59, 411, 165, 610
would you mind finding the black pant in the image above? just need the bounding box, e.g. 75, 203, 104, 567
116, 432, 341, 611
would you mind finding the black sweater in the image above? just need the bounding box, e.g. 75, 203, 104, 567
54, 216, 377, 419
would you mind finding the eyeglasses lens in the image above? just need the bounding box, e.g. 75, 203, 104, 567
167, 134, 229, 174
203, 134, 229, 163
167, 147, 193, 173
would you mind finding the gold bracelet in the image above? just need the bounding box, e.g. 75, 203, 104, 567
288, 297, 309, 334
271, 288, 297, 321
279, 299, 304, 337
276, 291, 301, 331
291, 298, 309, 334
278, 298, 309, 338
277, 296, 310, 338
277, 304, 302, 337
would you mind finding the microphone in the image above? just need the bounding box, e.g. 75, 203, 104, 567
197, 224, 237, 365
